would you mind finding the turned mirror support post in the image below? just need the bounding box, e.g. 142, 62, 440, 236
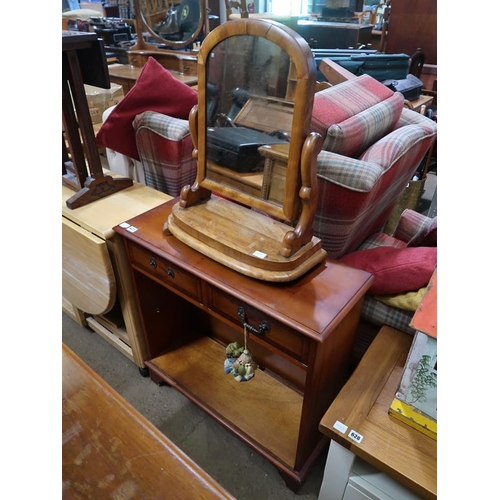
179, 105, 211, 208
282, 132, 323, 258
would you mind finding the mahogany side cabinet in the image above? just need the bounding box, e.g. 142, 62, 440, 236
113, 198, 374, 490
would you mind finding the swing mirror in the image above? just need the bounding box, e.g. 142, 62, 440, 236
196, 18, 317, 223
166, 18, 326, 282
134, 0, 205, 49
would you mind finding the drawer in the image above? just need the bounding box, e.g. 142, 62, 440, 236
128, 242, 201, 302
208, 287, 307, 362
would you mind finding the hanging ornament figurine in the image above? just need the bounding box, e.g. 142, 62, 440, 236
224, 341, 244, 374
224, 325, 257, 382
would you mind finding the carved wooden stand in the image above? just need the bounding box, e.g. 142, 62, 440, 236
62, 31, 132, 209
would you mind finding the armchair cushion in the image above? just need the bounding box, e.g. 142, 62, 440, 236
95, 57, 197, 161
316, 153, 383, 192
374, 286, 428, 311
352, 209, 436, 334
339, 245, 437, 294
322, 93, 404, 157
311, 74, 403, 157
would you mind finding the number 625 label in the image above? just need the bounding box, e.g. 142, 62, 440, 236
348, 429, 364, 443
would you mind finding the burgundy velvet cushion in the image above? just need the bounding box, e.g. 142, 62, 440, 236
95, 57, 197, 160
339, 246, 437, 294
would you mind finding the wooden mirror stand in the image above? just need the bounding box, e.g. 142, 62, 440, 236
131, 0, 207, 52
164, 19, 326, 282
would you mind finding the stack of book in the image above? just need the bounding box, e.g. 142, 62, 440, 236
389, 267, 437, 440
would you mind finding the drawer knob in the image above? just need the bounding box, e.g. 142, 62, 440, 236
237, 306, 270, 335
167, 268, 175, 279
149, 257, 157, 268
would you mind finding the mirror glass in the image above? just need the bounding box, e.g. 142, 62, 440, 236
137, 0, 204, 48
204, 34, 296, 212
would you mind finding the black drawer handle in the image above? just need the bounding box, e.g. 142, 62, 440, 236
237, 306, 270, 335
167, 268, 175, 279
149, 257, 157, 268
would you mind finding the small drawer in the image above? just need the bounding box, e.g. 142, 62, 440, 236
209, 287, 306, 361
128, 242, 201, 301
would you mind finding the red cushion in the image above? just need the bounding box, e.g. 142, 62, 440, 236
95, 57, 197, 160
339, 246, 437, 295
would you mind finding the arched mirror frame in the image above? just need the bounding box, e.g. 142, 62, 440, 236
132, 0, 206, 52
193, 18, 317, 223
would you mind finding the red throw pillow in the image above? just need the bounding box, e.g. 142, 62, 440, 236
339, 246, 437, 295
95, 57, 198, 160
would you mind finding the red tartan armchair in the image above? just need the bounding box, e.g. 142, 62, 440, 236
101, 107, 197, 197
310, 74, 437, 259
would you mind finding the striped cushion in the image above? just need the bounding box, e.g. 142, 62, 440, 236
312, 74, 394, 127
133, 111, 197, 197
322, 93, 404, 158
311, 74, 403, 158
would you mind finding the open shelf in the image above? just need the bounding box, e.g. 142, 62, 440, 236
147, 336, 302, 468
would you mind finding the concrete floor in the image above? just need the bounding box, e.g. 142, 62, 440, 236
62, 312, 328, 499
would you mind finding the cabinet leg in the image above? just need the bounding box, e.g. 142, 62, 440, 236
138, 366, 149, 377
279, 470, 301, 493
149, 369, 168, 386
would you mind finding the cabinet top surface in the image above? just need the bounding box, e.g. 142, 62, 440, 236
319, 326, 437, 499
114, 199, 373, 341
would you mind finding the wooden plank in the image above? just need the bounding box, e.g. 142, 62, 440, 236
319, 59, 355, 86
86, 317, 134, 362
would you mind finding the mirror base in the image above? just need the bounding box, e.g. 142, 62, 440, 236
165, 196, 326, 282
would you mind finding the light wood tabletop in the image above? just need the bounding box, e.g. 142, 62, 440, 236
319, 326, 437, 499
108, 63, 198, 88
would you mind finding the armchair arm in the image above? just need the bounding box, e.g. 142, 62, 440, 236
133, 111, 191, 140
317, 151, 383, 192
392, 209, 437, 246
395, 107, 438, 133
132, 111, 196, 197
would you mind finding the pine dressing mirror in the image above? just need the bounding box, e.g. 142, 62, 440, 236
164, 18, 326, 282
